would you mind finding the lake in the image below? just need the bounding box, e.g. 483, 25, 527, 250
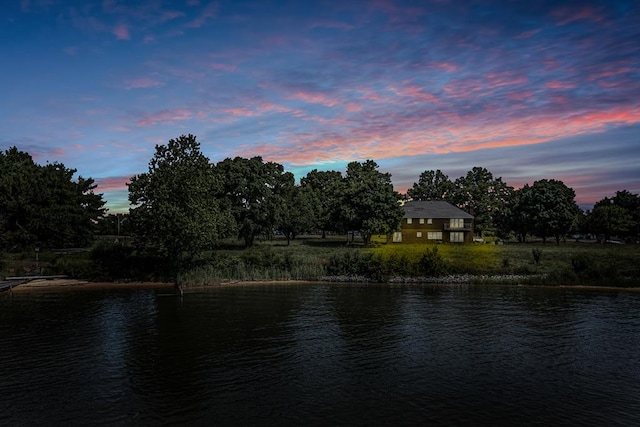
1, 283, 639, 425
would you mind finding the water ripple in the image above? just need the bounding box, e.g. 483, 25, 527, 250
1, 284, 639, 425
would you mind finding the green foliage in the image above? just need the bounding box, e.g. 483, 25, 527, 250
0, 147, 106, 250
515, 179, 580, 244
449, 166, 514, 236
326, 250, 378, 277
406, 169, 455, 201
532, 248, 542, 265
277, 184, 317, 244
588, 191, 639, 241
128, 135, 234, 275
342, 160, 404, 245
300, 169, 346, 236
417, 247, 449, 276
214, 156, 290, 247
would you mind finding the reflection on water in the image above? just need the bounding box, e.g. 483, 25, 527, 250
1, 284, 639, 425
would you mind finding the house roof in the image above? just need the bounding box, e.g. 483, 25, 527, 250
402, 200, 474, 219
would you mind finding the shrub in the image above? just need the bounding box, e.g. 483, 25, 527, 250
417, 247, 449, 277
532, 248, 543, 265
571, 254, 591, 275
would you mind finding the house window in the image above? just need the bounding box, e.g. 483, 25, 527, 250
428, 232, 442, 240
407, 218, 412, 224
450, 218, 464, 229
450, 232, 464, 243
416, 232, 422, 238
392, 232, 402, 243
419, 218, 425, 224
427, 218, 433, 224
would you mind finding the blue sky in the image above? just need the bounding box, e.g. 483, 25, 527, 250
1, 0, 639, 212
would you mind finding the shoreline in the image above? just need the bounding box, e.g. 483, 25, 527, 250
8, 278, 175, 293
3, 278, 639, 294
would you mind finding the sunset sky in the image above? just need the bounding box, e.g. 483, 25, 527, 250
2, 0, 639, 212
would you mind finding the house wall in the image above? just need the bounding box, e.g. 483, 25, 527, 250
392, 217, 474, 244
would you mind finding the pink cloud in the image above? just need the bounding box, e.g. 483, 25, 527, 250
209, 63, 237, 71
113, 23, 130, 40
484, 72, 528, 89
95, 176, 131, 193
288, 91, 339, 107
136, 109, 193, 126
506, 91, 534, 101
309, 20, 354, 30
430, 62, 460, 73
238, 104, 640, 167
516, 29, 540, 39
221, 107, 259, 117
551, 5, 604, 26
389, 85, 440, 104
345, 103, 363, 113
545, 81, 576, 89
123, 78, 164, 89
220, 102, 305, 118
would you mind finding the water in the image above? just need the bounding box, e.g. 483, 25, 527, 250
1, 283, 639, 426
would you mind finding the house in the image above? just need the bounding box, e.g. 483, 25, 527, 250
391, 200, 474, 244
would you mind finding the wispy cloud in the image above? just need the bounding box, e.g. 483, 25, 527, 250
122, 78, 164, 90
136, 109, 193, 127
113, 23, 130, 40
186, 2, 218, 28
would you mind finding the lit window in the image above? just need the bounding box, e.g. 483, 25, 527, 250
427, 218, 433, 224
416, 232, 422, 238
450, 218, 464, 229
450, 232, 464, 242
407, 218, 413, 224
392, 232, 402, 243
427, 232, 442, 240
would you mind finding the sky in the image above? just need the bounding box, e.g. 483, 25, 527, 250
1, 0, 639, 213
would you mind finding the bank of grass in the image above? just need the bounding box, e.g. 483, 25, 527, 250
3, 235, 639, 288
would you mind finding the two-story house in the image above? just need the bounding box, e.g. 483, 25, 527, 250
391, 200, 474, 244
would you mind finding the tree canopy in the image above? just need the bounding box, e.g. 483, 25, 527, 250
449, 167, 514, 235
342, 160, 404, 245
300, 169, 345, 237
589, 190, 640, 241
128, 135, 234, 271
406, 169, 455, 201
515, 179, 580, 244
214, 156, 292, 247
0, 147, 105, 249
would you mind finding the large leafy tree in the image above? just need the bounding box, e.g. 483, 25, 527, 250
518, 179, 580, 244
128, 135, 233, 271
277, 184, 318, 245
589, 190, 639, 241
300, 169, 345, 237
214, 156, 290, 247
588, 204, 633, 242
0, 147, 105, 249
449, 167, 514, 235
342, 160, 404, 245
406, 169, 455, 201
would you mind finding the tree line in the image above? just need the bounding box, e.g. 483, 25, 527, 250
126, 135, 404, 271
406, 168, 640, 244
1, 135, 639, 263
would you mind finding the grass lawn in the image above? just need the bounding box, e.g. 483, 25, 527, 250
3, 234, 640, 287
